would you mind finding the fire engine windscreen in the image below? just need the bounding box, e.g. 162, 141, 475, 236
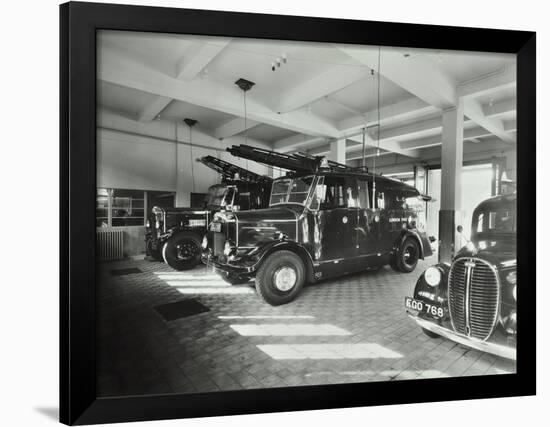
206, 185, 232, 208
269, 176, 314, 206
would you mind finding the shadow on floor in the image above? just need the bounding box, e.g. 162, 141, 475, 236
34, 406, 58, 422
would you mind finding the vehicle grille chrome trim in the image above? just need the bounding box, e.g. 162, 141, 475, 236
448, 257, 500, 341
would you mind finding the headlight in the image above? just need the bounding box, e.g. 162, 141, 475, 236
155, 221, 160, 229
146, 220, 151, 228
201, 235, 208, 249
223, 241, 234, 256
424, 266, 442, 287
506, 271, 517, 285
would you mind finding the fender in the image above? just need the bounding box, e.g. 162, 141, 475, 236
393, 229, 432, 259
254, 240, 316, 283
413, 262, 451, 306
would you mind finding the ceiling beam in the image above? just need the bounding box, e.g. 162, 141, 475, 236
337, 97, 437, 134
400, 119, 516, 150
214, 117, 260, 139
482, 98, 516, 118
463, 98, 516, 144
137, 95, 173, 122
457, 66, 516, 99
275, 65, 369, 113
176, 39, 231, 80
336, 45, 457, 109
98, 45, 341, 138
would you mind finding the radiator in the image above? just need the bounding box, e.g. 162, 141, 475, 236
96, 228, 124, 261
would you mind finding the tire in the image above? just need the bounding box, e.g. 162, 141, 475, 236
421, 327, 440, 339
393, 237, 420, 273
162, 232, 202, 271
255, 250, 305, 306
221, 272, 250, 285
146, 240, 164, 262
389, 253, 399, 272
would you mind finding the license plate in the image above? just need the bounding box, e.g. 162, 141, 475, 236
405, 297, 446, 319
210, 222, 221, 232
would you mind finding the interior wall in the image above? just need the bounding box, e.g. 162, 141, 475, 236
97, 110, 273, 203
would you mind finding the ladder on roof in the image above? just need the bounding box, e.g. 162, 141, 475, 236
226, 144, 362, 174
196, 155, 272, 184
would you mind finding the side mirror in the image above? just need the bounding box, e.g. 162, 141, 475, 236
456, 225, 463, 233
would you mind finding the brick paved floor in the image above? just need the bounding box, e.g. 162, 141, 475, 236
97, 258, 516, 397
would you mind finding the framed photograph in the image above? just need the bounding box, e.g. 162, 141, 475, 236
60, 1, 536, 424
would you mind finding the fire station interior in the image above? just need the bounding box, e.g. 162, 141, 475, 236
96, 31, 517, 396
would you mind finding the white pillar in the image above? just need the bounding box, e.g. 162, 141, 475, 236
439, 100, 464, 263
175, 123, 192, 207
328, 138, 346, 164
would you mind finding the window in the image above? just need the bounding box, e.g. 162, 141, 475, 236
96, 188, 110, 227
111, 189, 145, 226
97, 188, 175, 227
357, 179, 370, 209
316, 177, 350, 210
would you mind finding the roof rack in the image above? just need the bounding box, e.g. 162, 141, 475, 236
196, 155, 272, 184
226, 145, 363, 174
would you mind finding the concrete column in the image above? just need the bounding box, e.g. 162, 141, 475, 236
439, 101, 464, 263
175, 123, 192, 207
328, 138, 346, 164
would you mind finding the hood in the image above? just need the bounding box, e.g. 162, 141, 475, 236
232, 206, 299, 246
456, 234, 516, 267
233, 206, 299, 224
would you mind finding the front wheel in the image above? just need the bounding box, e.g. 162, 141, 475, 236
391, 237, 420, 273
255, 250, 305, 306
162, 233, 202, 271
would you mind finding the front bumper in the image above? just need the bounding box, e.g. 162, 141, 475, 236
408, 312, 516, 360
202, 252, 257, 276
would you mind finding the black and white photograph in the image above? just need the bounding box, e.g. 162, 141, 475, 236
3, 0, 546, 426
96, 29, 518, 397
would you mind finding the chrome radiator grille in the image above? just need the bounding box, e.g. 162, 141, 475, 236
448, 257, 499, 341
212, 232, 226, 256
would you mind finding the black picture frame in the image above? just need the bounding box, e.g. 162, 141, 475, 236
60, 1, 536, 424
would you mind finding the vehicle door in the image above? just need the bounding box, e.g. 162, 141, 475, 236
315, 175, 358, 262
357, 178, 379, 256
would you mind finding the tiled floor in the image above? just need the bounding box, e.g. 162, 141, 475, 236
97, 258, 516, 397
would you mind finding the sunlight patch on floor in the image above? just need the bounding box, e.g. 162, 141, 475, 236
219, 315, 315, 320
231, 323, 351, 336
174, 287, 255, 295
257, 343, 403, 360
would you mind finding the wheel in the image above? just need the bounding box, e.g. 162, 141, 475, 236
146, 239, 164, 261
162, 232, 202, 271
221, 272, 250, 285
393, 237, 420, 273
255, 250, 305, 306
421, 327, 440, 339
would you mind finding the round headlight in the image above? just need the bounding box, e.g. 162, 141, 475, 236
155, 220, 160, 229
506, 271, 517, 285
201, 235, 208, 249
424, 266, 442, 287
223, 241, 234, 256
146, 220, 151, 228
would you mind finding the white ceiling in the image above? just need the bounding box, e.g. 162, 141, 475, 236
97, 30, 517, 163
